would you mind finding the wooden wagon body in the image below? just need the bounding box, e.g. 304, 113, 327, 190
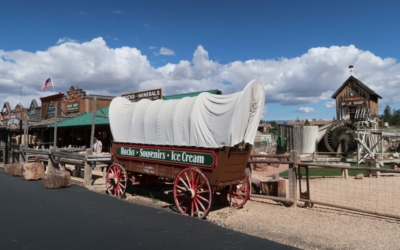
111, 143, 251, 187
106, 79, 265, 218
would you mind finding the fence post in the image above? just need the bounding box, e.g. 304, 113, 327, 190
19, 145, 24, 163
47, 147, 56, 173
289, 150, 298, 208
84, 148, 93, 186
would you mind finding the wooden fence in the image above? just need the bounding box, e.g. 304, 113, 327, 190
16, 146, 112, 186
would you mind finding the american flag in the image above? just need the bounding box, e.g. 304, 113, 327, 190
40, 78, 53, 91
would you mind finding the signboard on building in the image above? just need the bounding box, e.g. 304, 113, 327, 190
343, 96, 361, 102
66, 102, 79, 112
121, 88, 162, 102
47, 105, 55, 115
7, 118, 20, 130
340, 99, 366, 107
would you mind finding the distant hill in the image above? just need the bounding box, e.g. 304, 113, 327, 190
265, 120, 293, 124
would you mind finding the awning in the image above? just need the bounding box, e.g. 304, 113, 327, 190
50, 107, 109, 128
162, 89, 221, 100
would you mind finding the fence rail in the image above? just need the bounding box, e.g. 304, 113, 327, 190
297, 161, 400, 219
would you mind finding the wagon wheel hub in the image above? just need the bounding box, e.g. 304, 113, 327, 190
185, 189, 196, 199
108, 178, 117, 186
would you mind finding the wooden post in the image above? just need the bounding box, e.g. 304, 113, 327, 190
375, 161, 380, 178
366, 160, 371, 177
90, 97, 96, 151
47, 146, 56, 173
289, 150, 298, 208
53, 104, 58, 148
84, 148, 93, 186
24, 109, 28, 147
341, 169, 349, 179
19, 144, 25, 162
357, 131, 360, 165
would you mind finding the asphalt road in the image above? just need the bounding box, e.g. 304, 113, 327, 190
0, 168, 297, 250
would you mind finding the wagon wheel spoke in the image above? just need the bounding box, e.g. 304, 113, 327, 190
184, 172, 192, 187
193, 198, 202, 216
176, 184, 188, 192
193, 171, 201, 188
173, 168, 212, 219
194, 196, 208, 212
196, 194, 211, 203
178, 176, 190, 190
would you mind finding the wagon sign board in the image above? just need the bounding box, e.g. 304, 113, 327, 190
115, 145, 216, 168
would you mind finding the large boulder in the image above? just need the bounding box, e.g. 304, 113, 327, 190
22, 162, 45, 181
12, 162, 24, 177
43, 170, 71, 189
4, 164, 13, 174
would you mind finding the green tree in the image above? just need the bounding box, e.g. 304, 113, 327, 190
304, 119, 310, 126
270, 121, 278, 129
392, 109, 400, 127
383, 105, 392, 124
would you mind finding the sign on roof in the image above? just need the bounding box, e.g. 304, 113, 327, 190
7, 118, 20, 130
121, 88, 162, 102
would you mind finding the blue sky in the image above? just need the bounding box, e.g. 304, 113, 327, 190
1, 0, 400, 121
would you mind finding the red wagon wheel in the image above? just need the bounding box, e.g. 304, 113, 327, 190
214, 172, 250, 208
105, 163, 128, 198
173, 168, 212, 219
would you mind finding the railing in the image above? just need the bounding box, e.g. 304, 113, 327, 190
248, 151, 298, 207
248, 150, 400, 219
18, 146, 113, 187
297, 161, 400, 219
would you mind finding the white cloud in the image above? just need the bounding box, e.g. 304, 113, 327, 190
325, 101, 336, 108
159, 47, 175, 56
298, 107, 315, 113
112, 10, 124, 14
149, 46, 157, 50
1, 38, 400, 115
57, 37, 77, 45
79, 11, 85, 15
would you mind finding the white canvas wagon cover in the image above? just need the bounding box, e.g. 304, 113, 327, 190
109, 79, 265, 148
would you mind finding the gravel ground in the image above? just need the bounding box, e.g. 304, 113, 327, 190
92, 162, 400, 250
116, 181, 400, 250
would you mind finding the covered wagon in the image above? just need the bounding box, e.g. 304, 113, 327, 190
107, 79, 265, 218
